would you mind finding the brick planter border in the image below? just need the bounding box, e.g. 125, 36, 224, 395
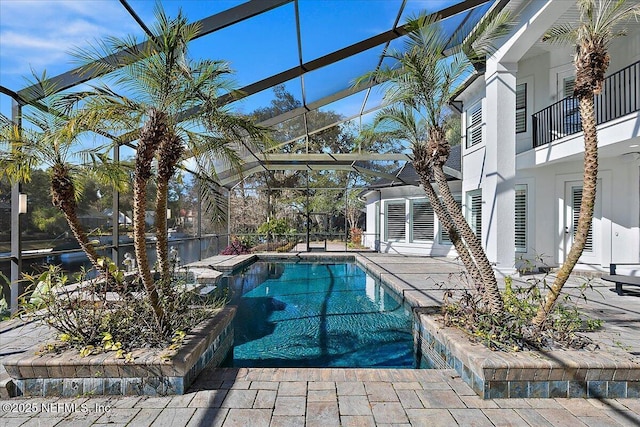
414, 309, 640, 399
3, 306, 236, 397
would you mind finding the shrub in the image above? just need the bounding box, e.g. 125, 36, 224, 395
349, 228, 363, 247
19, 262, 226, 356
257, 218, 290, 235
442, 272, 602, 352
221, 237, 252, 255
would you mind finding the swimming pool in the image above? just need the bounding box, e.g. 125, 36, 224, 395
222, 261, 415, 368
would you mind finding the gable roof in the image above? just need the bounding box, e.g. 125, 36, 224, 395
365, 144, 462, 190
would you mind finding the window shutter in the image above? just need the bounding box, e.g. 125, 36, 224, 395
465, 190, 482, 239
440, 200, 462, 243
563, 77, 576, 98
467, 104, 483, 148
412, 200, 434, 241
386, 202, 406, 241
572, 187, 593, 252
515, 186, 527, 252
515, 83, 527, 133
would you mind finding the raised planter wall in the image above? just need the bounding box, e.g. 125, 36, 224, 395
415, 309, 640, 399
3, 306, 236, 397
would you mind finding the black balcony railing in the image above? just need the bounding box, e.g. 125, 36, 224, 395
532, 60, 640, 147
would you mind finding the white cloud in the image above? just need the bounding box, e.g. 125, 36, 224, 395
0, 0, 140, 86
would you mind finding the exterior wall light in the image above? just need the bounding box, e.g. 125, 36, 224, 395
18, 193, 27, 214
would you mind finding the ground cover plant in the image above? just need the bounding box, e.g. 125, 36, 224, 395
442, 262, 603, 352
19, 262, 226, 357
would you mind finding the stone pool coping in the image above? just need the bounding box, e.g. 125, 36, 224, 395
5, 253, 640, 400
193, 253, 640, 399
349, 254, 640, 399
3, 307, 236, 397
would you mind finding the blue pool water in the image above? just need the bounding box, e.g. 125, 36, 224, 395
222, 261, 415, 368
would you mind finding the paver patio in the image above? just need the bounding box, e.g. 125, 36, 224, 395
2, 253, 640, 425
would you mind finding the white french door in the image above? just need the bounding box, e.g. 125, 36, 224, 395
563, 181, 601, 264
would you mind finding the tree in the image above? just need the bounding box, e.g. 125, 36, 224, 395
366, 106, 482, 287
0, 74, 124, 274
356, 11, 512, 315
70, 5, 270, 334
533, 0, 639, 327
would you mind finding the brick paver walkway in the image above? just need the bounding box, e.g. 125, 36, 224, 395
3, 254, 640, 426
2, 367, 640, 426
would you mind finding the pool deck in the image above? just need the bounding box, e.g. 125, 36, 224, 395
2, 253, 640, 426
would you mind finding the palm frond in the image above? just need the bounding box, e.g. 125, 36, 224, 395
463, 9, 514, 61
542, 24, 578, 44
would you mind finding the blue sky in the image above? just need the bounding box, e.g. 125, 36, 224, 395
0, 0, 477, 156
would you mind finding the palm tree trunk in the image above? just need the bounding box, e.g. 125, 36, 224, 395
155, 178, 170, 284
413, 145, 483, 287
60, 202, 102, 270
533, 95, 598, 327
432, 165, 505, 315
155, 133, 183, 288
134, 108, 168, 335
50, 166, 106, 274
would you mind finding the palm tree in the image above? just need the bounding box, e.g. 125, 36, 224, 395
69, 6, 270, 334
370, 106, 483, 288
356, 11, 512, 315
0, 74, 126, 276
533, 0, 639, 327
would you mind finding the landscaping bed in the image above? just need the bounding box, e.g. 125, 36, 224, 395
414, 307, 640, 399
3, 307, 236, 397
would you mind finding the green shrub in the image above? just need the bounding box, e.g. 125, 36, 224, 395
257, 218, 290, 235
443, 272, 602, 352
19, 263, 226, 357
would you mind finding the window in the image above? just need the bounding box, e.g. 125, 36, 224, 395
439, 199, 462, 244
411, 200, 434, 242
385, 202, 406, 241
515, 83, 527, 133
571, 187, 593, 252
374, 201, 380, 249
466, 190, 482, 238
515, 185, 527, 252
466, 103, 483, 148
563, 77, 576, 97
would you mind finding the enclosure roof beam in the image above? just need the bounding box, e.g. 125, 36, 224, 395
218, 155, 410, 188
214, 0, 492, 107
262, 153, 411, 162
17, 0, 293, 102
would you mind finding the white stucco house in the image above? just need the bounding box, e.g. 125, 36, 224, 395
362, 0, 640, 276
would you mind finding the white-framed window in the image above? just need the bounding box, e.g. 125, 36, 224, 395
466, 190, 482, 238
515, 185, 527, 252
385, 201, 406, 241
411, 199, 434, 242
439, 199, 462, 244
374, 201, 380, 243
466, 102, 483, 148
515, 83, 527, 133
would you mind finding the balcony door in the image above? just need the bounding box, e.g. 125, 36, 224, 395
562, 181, 600, 264
556, 70, 580, 136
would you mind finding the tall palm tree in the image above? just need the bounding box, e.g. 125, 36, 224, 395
533, 0, 639, 327
370, 106, 483, 288
0, 74, 126, 276
69, 6, 270, 334
356, 11, 512, 315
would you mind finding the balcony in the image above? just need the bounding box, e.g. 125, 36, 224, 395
532, 60, 640, 148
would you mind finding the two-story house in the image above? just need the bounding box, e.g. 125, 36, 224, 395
362, 0, 640, 276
